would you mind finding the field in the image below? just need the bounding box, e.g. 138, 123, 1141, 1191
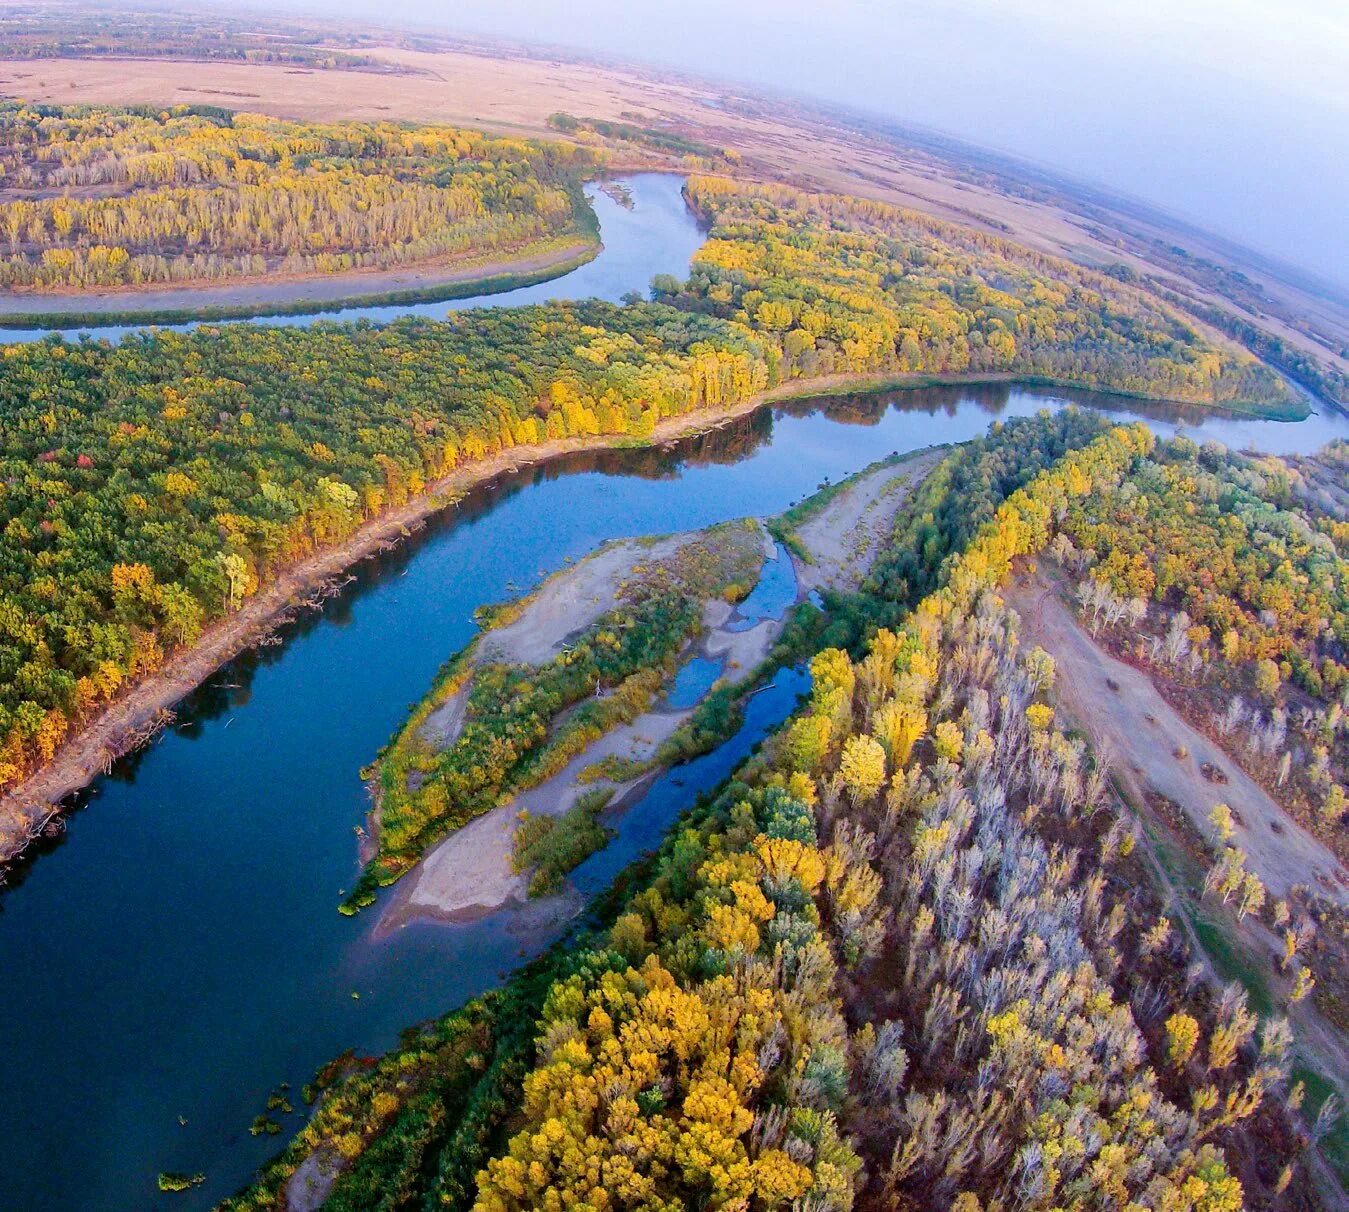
2, 41, 1345, 394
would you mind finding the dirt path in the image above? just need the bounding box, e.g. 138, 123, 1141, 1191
1004, 568, 1349, 907
789, 448, 944, 597
0, 238, 595, 319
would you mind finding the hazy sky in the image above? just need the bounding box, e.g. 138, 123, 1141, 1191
299, 0, 1349, 287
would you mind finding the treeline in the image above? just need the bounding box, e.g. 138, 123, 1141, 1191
1051, 434, 1348, 857
0, 301, 767, 829
0, 8, 396, 71
1154, 283, 1349, 407
0, 105, 594, 289
548, 111, 733, 163
220, 415, 1314, 1210
666, 177, 1297, 415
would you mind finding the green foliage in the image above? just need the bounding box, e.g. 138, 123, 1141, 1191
548, 111, 727, 161
511, 787, 613, 897
1057, 434, 1349, 850
0, 10, 392, 70
682, 176, 1295, 412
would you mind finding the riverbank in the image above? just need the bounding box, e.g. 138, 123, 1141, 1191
0, 370, 1319, 873
0, 237, 599, 330
767, 370, 1314, 422
377, 448, 941, 930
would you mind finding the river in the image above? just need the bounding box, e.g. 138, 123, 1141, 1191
0, 176, 1345, 1212
0, 173, 703, 345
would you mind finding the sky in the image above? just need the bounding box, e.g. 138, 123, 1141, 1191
298, 0, 1349, 287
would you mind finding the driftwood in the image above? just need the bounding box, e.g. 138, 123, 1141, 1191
102, 707, 176, 773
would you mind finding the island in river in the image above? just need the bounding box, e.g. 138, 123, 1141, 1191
0, 164, 1299, 873
371, 447, 943, 925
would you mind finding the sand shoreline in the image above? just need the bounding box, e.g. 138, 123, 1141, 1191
0, 370, 1290, 871
376, 452, 942, 932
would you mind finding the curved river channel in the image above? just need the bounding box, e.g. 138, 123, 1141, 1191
0, 174, 1345, 1212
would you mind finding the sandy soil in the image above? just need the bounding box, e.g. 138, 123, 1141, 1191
701, 599, 780, 678
0, 239, 595, 318
5, 48, 1342, 369
1004, 568, 1349, 907
384, 706, 689, 927
789, 448, 944, 597
285, 1149, 341, 1212
480, 534, 688, 667
417, 681, 471, 750
0, 384, 806, 867
377, 520, 785, 928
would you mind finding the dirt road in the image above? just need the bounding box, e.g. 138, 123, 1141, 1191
1004, 569, 1349, 907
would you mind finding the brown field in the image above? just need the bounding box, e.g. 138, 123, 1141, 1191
3, 44, 1345, 372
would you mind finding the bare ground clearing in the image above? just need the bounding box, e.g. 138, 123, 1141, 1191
1003, 567, 1349, 908
1010, 572, 1349, 1200
383, 706, 689, 928
479, 534, 689, 667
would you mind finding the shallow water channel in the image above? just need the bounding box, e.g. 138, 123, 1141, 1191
0, 173, 1345, 1212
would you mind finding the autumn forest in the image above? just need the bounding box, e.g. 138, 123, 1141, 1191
0, 77, 1342, 1212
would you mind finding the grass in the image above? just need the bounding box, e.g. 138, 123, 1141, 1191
511, 787, 614, 897
1291, 1061, 1349, 1188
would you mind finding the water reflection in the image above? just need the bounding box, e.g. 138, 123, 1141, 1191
0, 383, 1342, 1212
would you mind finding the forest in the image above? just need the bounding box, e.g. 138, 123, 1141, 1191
670, 177, 1296, 415
0, 164, 1306, 842
219, 413, 1335, 1211
0, 6, 400, 70
1053, 436, 1348, 857
0, 104, 595, 290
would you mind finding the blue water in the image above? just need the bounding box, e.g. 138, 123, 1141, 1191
575, 663, 812, 896
0, 169, 1345, 1212
0, 173, 702, 345
665, 656, 724, 710
726, 541, 797, 631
